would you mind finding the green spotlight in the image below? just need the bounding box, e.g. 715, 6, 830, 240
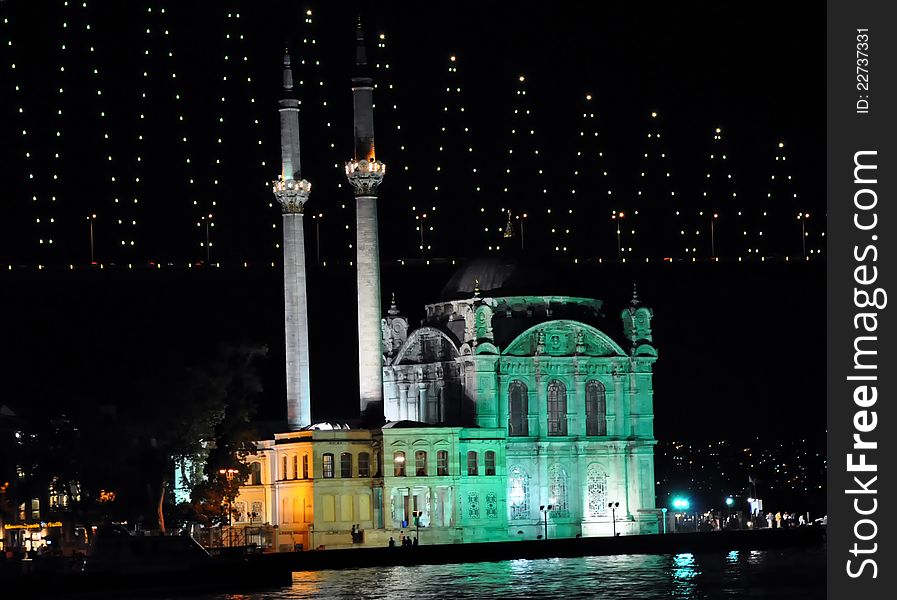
672, 497, 690, 510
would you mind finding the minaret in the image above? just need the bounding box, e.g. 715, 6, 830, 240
273, 51, 312, 430
345, 22, 386, 416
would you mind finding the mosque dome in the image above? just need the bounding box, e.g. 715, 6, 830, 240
439, 256, 589, 300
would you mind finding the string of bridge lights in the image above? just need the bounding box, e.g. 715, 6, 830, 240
77, 0, 116, 264
227, 7, 277, 258
374, 30, 419, 259
498, 74, 541, 253
441, 52, 483, 258
44, 0, 73, 253
302, 8, 348, 264
2, 3, 44, 254
2, 6, 824, 268
690, 126, 737, 259
154, 1, 202, 264
120, 3, 161, 255
564, 92, 611, 259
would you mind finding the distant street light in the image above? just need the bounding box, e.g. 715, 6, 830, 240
516, 212, 528, 250
725, 497, 735, 507
86, 214, 97, 264
608, 501, 620, 536
612, 210, 625, 260
797, 212, 810, 259
312, 213, 323, 265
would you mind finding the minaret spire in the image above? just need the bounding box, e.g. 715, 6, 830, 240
273, 49, 312, 431
355, 16, 368, 67
346, 23, 386, 418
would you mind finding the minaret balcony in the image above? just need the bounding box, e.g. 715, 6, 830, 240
345, 159, 386, 196
272, 178, 311, 214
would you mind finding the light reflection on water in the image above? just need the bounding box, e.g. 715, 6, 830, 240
177, 547, 824, 600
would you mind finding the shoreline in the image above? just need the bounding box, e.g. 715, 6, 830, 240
272, 527, 826, 572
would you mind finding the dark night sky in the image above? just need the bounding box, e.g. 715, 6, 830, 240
0, 2, 825, 445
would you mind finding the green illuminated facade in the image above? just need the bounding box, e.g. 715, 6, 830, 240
235, 266, 661, 548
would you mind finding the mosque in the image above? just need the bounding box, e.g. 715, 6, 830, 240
228, 26, 661, 551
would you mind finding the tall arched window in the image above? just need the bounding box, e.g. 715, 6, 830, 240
485, 451, 496, 476
467, 451, 478, 476
249, 462, 262, 486
508, 380, 528, 437
587, 464, 609, 517
547, 380, 568, 436
586, 380, 607, 436
394, 451, 406, 477
358, 452, 371, 477
415, 451, 427, 476
302, 454, 309, 479
322, 453, 334, 479
281, 456, 288, 480
437, 450, 449, 476
508, 466, 530, 520
292, 455, 299, 479
340, 452, 353, 478
548, 464, 569, 517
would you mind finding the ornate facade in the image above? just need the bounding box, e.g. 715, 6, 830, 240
233, 267, 661, 549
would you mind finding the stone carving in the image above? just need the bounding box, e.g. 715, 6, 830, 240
536, 330, 546, 355
506, 320, 626, 358
474, 304, 494, 342
382, 294, 409, 364
575, 329, 586, 355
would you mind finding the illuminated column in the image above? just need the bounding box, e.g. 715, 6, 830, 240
273, 52, 312, 431
346, 24, 386, 416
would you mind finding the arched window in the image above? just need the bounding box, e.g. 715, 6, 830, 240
547, 380, 568, 436
587, 464, 609, 517
508, 466, 530, 520
292, 455, 299, 479
586, 380, 607, 436
508, 380, 528, 437
322, 453, 334, 479
548, 464, 569, 517
249, 462, 262, 486
340, 452, 353, 478
281, 456, 288, 480
467, 451, 478, 476
358, 452, 371, 477
394, 451, 406, 477
437, 450, 449, 476
302, 454, 309, 479
485, 451, 496, 476
415, 451, 427, 476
